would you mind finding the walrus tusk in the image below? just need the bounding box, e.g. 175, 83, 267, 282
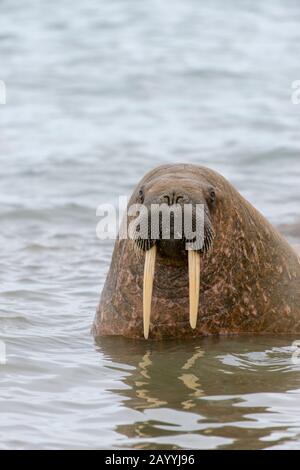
188, 250, 200, 329
143, 244, 157, 339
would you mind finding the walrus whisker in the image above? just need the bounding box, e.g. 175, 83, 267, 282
133, 241, 143, 261
202, 222, 215, 253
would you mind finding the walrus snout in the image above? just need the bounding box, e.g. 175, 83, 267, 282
134, 179, 216, 247
159, 189, 190, 206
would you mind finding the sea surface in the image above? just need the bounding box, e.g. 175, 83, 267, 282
1, 0, 300, 450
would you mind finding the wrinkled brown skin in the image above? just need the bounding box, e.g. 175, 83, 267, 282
93, 164, 300, 339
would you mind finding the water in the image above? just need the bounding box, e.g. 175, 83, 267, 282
1, 0, 300, 450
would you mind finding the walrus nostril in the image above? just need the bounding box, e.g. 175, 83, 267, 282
162, 191, 184, 205
163, 195, 171, 205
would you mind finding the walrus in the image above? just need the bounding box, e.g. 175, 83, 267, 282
93, 164, 300, 340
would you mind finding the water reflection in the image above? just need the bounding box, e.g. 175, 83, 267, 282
97, 336, 300, 449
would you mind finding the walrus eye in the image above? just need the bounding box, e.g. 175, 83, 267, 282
209, 189, 216, 204
138, 188, 144, 203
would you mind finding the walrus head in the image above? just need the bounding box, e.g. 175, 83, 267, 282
128, 167, 217, 338
94, 164, 300, 340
